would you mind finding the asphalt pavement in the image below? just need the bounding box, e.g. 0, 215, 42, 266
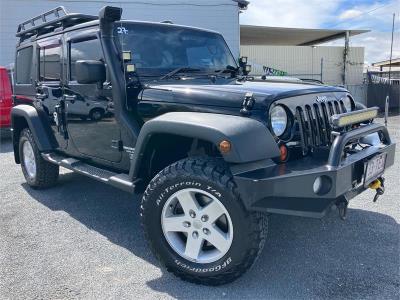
1, 116, 399, 300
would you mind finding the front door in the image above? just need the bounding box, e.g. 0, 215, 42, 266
64, 36, 121, 163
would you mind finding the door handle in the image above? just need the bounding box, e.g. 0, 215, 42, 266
64, 95, 77, 102
103, 82, 112, 90
36, 93, 48, 100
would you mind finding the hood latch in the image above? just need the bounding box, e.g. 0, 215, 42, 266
240, 92, 255, 116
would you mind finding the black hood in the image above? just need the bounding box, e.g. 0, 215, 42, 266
140, 80, 348, 110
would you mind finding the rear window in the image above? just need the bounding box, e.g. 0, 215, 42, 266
16, 46, 33, 84
39, 45, 62, 82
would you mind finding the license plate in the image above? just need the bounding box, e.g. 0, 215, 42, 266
364, 153, 386, 186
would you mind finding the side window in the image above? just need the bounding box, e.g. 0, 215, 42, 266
16, 47, 33, 84
39, 44, 62, 82
69, 38, 103, 81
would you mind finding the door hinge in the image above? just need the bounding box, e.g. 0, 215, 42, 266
111, 140, 123, 151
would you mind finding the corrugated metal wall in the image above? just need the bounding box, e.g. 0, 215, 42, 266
0, 0, 240, 66
240, 45, 365, 85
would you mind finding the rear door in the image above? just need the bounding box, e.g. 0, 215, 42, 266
36, 37, 67, 149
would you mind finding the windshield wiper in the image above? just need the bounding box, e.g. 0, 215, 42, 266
215, 65, 239, 75
159, 67, 201, 80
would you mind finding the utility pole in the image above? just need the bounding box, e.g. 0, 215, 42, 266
388, 14, 395, 84
343, 30, 350, 86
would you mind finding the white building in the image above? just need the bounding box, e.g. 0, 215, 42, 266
240, 25, 368, 86
0, 0, 248, 66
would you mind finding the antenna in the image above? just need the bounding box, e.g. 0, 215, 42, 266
385, 13, 395, 126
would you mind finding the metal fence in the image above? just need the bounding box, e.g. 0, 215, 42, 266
345, 84, 368, 105
345, 83, 399, 113
367, 84, 400, 111
364, 72, 400, 112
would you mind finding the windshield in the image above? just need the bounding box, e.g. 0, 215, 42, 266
114, 23, 237, 76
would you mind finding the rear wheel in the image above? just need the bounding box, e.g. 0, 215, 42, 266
141, 157, 268, 285
19, 128, 59, 188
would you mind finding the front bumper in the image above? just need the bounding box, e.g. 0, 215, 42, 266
233, 123, 396, 218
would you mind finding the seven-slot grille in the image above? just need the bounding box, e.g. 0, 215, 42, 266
295, 99, 347, 153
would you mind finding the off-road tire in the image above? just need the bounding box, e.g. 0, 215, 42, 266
19, 128, 59, 189
141, 157, 268, 285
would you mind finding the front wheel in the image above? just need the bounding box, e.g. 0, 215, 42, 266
141, 157, 268, 285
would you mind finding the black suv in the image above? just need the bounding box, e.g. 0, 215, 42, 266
11, 6, 396, 285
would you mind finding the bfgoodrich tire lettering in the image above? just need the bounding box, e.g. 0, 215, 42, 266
141, 157, 268, 285
19, 128, 59, 189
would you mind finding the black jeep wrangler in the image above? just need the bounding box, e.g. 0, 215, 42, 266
11, 6, 395, 285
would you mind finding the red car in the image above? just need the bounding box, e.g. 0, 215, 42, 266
0, 66, 13, 137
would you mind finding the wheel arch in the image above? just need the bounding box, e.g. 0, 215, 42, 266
11, 105, 58, 163
130, 112, 280, 183
90, 106, 105, 114
134, 132, 218, 190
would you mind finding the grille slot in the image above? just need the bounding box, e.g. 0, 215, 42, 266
305, 105, 316, 147
296, 100, 342, 153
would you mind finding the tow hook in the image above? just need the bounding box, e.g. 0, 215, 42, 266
369, 177, 385, 202
336, 197, 349, 220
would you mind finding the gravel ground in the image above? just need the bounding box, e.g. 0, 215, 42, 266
1, 116, 399, 300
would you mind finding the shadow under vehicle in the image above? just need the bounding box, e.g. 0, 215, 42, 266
10, 6, 396, 285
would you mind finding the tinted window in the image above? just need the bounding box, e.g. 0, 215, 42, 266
69, 38, 103, 81
115, 24, 237, 75
39, 45, 61, 82
16, 47, 33, 84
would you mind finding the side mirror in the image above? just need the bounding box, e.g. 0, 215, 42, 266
75, 60, 106, 85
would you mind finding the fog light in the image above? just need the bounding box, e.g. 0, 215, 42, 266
313, 175, 332, 195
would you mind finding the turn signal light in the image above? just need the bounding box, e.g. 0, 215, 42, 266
279, 144, 288, 162
219, 140, 231, 154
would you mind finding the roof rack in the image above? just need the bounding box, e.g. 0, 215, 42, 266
16, 6, 98, 42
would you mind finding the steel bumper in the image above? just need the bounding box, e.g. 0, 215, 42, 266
233, 124, 396, 218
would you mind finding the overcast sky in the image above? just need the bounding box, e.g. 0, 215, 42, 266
240, 0, 400, 65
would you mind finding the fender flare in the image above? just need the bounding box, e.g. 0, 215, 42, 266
11, 105, 58, 163
129, 112, 279, 178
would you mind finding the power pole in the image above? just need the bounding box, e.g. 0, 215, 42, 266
388, 14, 395, 84
343, 30, 350, 86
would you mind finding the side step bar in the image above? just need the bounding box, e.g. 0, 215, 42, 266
42, 153, 136, 193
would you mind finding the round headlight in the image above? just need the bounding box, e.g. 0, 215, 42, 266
270, 105, 288, 137
343, 96, 353, 112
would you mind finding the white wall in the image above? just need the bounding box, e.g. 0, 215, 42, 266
240, 45, 365, 85
0, 0, 240, 66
